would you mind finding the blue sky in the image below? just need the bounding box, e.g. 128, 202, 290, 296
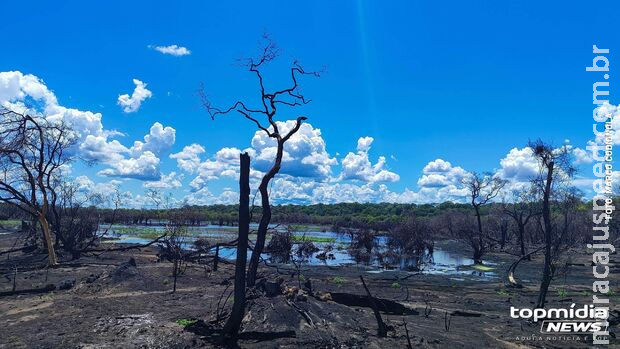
0, 1, 617, 207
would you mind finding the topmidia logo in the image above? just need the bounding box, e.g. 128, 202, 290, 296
510, 304, 609, 334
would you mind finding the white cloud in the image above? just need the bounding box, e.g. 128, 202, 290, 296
170, 144, 206, 174
251, 121, 337, 179
117, 79, 152, 113
149, 44, 191, 57
98, 151, 161, 181
495, 147, 539, 182
340, 137, 400, 183
0, 71, 105, 141
572, 147, 592, 164
97, 122, 176, 181
144, 171, 184, 189
79, 135, 128, 163
130, 122, 176, 157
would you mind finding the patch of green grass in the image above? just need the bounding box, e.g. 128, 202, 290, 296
332, 276, 346, 285
0, 220, 21, 228
390, 282, 401, 289
136, 230, 165, 239
289, 224, 325, 232
175, 319, 198, 327
291, 235, 336, 243
496, 289, 510, 296
557, 289, 569, 298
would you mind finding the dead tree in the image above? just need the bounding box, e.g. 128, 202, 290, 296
462, 172, 506, 264
501, 188, 540, 260
0, 108, 76, 266
201, 35, 322, 286
360, 275, 388, 337
222, 153, 251, 339
529, 140, 574, 308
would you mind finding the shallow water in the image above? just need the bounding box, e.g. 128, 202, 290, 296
102, 225, 497, 278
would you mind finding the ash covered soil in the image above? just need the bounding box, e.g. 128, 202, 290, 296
0, 233, 618, 349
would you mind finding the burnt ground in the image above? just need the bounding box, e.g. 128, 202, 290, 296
0, 232, 618, 349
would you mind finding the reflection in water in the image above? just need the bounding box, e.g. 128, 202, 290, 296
103, 225, 496, 278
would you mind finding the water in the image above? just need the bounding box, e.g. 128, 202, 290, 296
101, 224, 497, 278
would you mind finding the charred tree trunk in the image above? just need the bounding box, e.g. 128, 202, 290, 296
213, 245, 219, 272
360, 275, 387, 337
38, 214, 57, 266
223, 153, 251, 339
246, 141, 283, 286
536, 161, 554, 308
517, 221, 529, 261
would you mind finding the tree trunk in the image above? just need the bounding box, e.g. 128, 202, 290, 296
38, 214, 57, 266
223, 153, 251, 339
360, 275, 387, 337
213, 245, 219, 272
536, 161, 554, 308
517, 222, 529, 261
246, 141, 283, 286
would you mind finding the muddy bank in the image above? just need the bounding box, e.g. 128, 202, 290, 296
0, 232, 617, 348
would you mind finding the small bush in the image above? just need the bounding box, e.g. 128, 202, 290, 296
391, 282, 401, 289
175, 319, 197, 327
496, 289, 510, 296
332, 276, 346, 285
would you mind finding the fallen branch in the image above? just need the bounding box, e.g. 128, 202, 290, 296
360, 275, 388, 337
403, 320, 413, 349
81, 234, 167, 256
285, 299, 314, 327
0, 245, 37, 256
506, 246, 544, 287
0, 283, 55, 297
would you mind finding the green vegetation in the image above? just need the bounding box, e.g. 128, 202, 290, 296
0, 219, 21, 228
291, 235, 336, 243
557, 289, 568, 298
332, 276, 346, 285
390, 282, 401, 289
175, 319, 198, 327
289, 224, 326, 232
496, 289, 510, 296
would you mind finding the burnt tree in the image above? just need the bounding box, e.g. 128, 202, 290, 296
502, 188, 540, 259
202, 36, 322, 286
529, 140, 574, 308
462, 172, 506, 264
222, 152, 251, 339
0, 108, 76, 266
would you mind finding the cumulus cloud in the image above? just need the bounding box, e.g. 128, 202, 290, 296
98, 151, 161, 181
0, 71, 105, 141
130, 122, 176, 157
144, 171, 184, 189
149, 44, 191, 56
79, 135, 128, 163
495, 147, 539, 182
572, 147, 592, 164
251, 121, 337, 179
117, 79, 152, 113
340, 137, 400, 183
170, 144, 206, 173
97, 122, 176, 180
